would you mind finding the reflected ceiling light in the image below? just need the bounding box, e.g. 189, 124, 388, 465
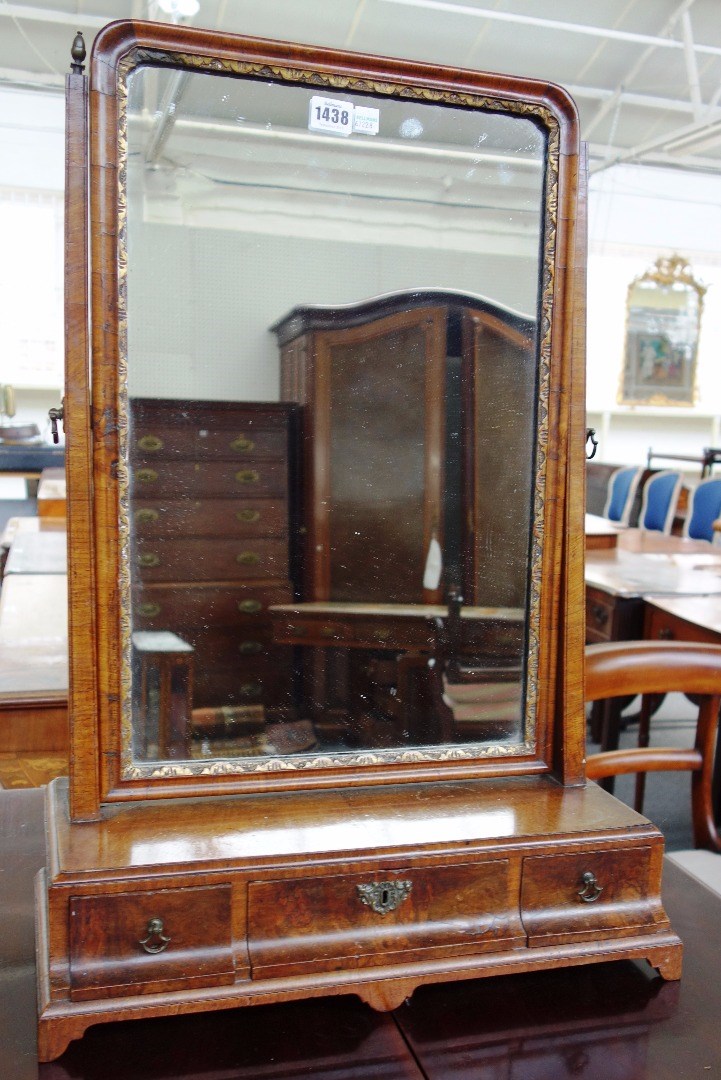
156, 0, 201, 20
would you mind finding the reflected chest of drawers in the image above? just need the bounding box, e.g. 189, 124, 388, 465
128, 399, 295, 744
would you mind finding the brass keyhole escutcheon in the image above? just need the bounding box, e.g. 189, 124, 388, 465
357, 879, 412, 915
139, 917, 171, 955
577, 871, 603, 903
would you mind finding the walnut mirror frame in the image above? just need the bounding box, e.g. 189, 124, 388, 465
36, 20, 683, 1064
69, 19, 582, 804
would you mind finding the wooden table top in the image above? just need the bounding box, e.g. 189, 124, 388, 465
585, 513, 621, 550
0, 574, 68, 695
0, 783, 717, 1078
586, 529, 721, 599
3, 528, 67, 575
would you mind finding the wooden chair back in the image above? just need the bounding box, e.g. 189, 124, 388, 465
585, 641, 721, 852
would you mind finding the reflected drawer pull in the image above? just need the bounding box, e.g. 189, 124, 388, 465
139, 553, 160, 568
138, 601, 161, 618
135, 508, 159, 525
287, 624, 307, 637
357, 880, 412, 915
231, 436, 255, 452
136, 468, 158, 484
373, 628, 391, 642
235, 470, 260, 485
137, 435, 163, 452
577, 871, 603, 903
239, 681, 262, 698
658, 627, 675, 640
238, 599, 262, 614
239, 640, 263, 655
590, 603, 608, 626
320, 625, 336, 639
236, 509, 260, 524
139, 917, 171, 955
236, 552, 260, 566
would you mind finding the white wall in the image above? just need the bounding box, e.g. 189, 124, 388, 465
586, 164, 721, 469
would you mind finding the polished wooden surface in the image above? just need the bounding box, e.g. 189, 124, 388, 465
37, 468, 67, 520
585, 512, 620, 549
0, 787, 718, 1078
644, 594, 721, 644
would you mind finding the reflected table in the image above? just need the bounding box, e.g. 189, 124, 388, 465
2, 784, 720, 1078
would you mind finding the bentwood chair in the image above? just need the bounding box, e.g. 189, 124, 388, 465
684, 477, 721, 543
638, 470, 683, 534
602, 465, 642, 526
585, 640, 721, 852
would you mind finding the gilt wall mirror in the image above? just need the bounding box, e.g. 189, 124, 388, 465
84, 23, 579, 797
619, 253, 707, 407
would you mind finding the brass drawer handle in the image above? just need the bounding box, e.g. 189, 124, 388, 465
287, 623, 307, 637
373, 628, 391, 642
577, 871, 603, 903
135, 508, 159, 525
139, 553, 160, 568
231, 436, 255, 452
357, 880, 412, 915
236, 552, 260, 566
320, 625, 336, 639
589, 603, 609, 627
136, 468, 158, 484
235, 469, 260, 485
238, 599, 262, 614
138, 601, 161, 618
658, 627, 675, 640
139, 917, 171, 955
137, 435, 163, 452
236, 509, 260, 524
239, 681, 262, 698
239, 640, 264, 655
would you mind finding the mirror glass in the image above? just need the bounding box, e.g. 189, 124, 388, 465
121, 60, 548, 772
619, 254, 707, 407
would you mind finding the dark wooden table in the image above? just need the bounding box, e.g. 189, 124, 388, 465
4, 785, 721, 1078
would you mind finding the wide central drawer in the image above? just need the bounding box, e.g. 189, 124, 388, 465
247, 860, 524, 977
134, 538, 288, 582
131, 459, 287, 499
68, 884, 234, 1001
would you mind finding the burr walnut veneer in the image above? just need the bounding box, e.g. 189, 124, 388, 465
36, 18, 682, 1061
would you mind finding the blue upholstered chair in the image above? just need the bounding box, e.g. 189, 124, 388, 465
684, 477, 721, 543
603, 465, 642, 526
639, 470, 683, 534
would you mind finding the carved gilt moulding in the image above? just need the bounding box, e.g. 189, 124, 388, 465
100, 36, 568, 781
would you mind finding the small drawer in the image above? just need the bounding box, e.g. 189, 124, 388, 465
521, 846, 665, 946
248, 860, 524, 978
132, 498, 288, 539
130, 425, 288, 461
134, 538, 288, 583
131, 460, 287, 499
133, 583, 293, 629
585, 589, 614, 643
69, 884, 234, 1000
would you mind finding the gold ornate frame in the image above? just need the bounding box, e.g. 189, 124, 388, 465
619, 253, 707, 408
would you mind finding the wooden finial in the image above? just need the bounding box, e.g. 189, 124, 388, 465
70, 31, 86, 74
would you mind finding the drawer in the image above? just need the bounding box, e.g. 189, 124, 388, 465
191, 639, 294, 708
134, 538, 288, 582
585, 588, 614, 643
133, 583, 293, 629
69, 884, 234, 1000
132, 498, 288, 539
129, 425, 288, 461
247, 860, 524, 978
131, 460, 287, 499
521, 846, 665, 946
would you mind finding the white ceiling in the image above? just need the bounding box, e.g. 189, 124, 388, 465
1, 0, 721, 175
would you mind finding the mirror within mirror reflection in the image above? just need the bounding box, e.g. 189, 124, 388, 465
123, 61, 547, 769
